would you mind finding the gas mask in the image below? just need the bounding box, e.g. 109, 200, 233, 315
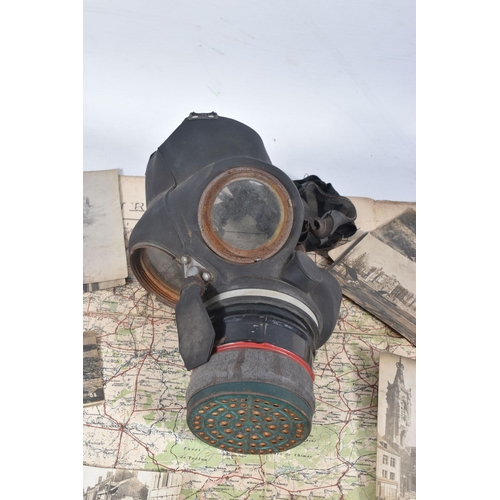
129, 112, 356, 455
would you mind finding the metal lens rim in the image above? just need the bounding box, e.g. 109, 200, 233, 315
198, 167, 293, 264
130, 246, 181, 307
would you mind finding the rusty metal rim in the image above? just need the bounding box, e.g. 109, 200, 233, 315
198, 167, 293, 264
130, 247, 181, 307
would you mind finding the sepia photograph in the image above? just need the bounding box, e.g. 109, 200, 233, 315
329, 209, 416, 345
83, 169, 128, 291
376, 352, 416, 500
83, 466, 183, 500
83, 330, 105, 407
371, 209, 416, 262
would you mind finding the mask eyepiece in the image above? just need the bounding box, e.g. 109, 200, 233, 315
198, 167, 293, 263
130, 246, 183, 307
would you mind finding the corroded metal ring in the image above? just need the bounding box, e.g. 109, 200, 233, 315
198, 167, 293, 263
130, 246, 182, 307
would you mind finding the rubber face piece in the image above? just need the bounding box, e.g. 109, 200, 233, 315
175, 280, 216, 370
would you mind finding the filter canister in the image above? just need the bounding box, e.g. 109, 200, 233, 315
186, 347, 315, 454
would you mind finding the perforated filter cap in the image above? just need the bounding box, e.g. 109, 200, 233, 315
185, 348, 315, 454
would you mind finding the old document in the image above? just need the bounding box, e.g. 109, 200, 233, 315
83, 169, 128, 291
329, 209, 416, 345
118, 175, 147, 245
328, 197, 416, 262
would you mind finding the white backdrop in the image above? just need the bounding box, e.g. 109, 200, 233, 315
84, 0, 415, 201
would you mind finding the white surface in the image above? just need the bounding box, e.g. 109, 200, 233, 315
84, 0, 415, 201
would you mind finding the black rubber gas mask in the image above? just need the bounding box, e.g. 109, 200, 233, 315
129, 112, 352, 455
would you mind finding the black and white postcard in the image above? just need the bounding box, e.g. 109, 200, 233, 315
376, 352, 416, 499
83, 330, 105, 407
329, 209, 416, 345
83, 465, 183, 500
83, 169, 128, 291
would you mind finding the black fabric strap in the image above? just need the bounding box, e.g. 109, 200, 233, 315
293, 175, 358, 255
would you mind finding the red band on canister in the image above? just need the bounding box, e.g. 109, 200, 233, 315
214, 341, 315, 381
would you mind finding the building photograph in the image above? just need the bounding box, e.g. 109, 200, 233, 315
84, 467, 183, 500
376, 353, 416, 500
83, 468, 149, 500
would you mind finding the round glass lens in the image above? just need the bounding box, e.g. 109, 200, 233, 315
142, 247, 184, 292
210, 179, 283, 251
